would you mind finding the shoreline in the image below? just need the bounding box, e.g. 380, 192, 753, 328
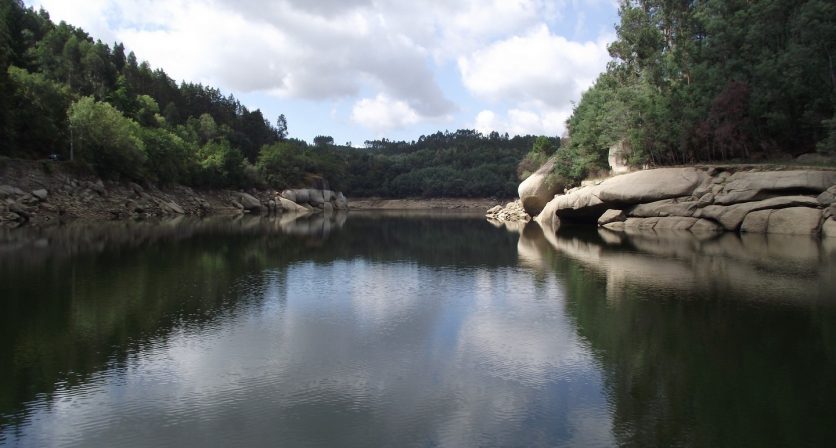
348, 197, 508, 210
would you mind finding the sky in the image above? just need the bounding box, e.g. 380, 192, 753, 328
23, 0, 619, 145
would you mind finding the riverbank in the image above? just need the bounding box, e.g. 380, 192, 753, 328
348, 197, 507, 210
0, 158, 346, 227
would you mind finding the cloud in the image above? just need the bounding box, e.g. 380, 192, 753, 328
351, 94, 421, 133
458, 25, 611, 108
474, 102, 572, 136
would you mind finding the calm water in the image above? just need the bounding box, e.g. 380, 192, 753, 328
1, 212, 835, 447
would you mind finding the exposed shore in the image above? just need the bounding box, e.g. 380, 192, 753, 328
349, 197, 508, 210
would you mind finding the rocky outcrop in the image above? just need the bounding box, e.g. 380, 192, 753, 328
517, 157, 564, 216
537, 166, 836, 237
280, 188, 349, 212
486, 200, 530, 223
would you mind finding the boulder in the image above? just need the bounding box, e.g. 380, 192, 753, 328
335, 192, 349, 210
598, 209, 626, 226
765, 207, 821, 235
308, 189, 325, 206
239, 192, 262, 212
694, 195, 820, 230
278, 197, 309, 213
689, 218, 724, 233
518, 157, 564, 216
163, 201, 185, 215
295, 189, 311, 204
0, 211, 22, 222
281, 189, 297, 203
551, 168, 705, 221
323, 202, 334, 214
608, 140, 632, 175
31, 189, 48, 201
818, 185, 836, 205
653, 217, 700, 231
714, 170, 836, 205
628, 199, 698, 218
740, 210, 772, 233
323, 190, 335, 202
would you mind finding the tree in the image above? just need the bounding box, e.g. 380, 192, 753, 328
67, 96, 146, 179
313, 135, 334, 147
276, 113, 287, 140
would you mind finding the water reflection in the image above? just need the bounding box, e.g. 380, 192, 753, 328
523, 222, 836, 447
1, 214, 834, 447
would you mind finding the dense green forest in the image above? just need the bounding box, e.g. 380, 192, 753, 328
559, 0, 836, 182
0, 0, 548, 197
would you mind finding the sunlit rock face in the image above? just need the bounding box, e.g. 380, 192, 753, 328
518, 157, 564, 216
536, 167, 836, 236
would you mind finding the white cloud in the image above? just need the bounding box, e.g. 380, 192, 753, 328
351, 94, 421, 132
458, 24, 611, 108
474, 102, 572, 136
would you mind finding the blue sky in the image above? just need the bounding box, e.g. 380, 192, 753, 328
25, 0, 619, 145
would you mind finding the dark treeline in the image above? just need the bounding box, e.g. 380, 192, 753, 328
0, 0, 546, 197
560, 0, 835, 182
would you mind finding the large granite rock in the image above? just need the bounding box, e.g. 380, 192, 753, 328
239, 192, 262, 212
766, 207, 822, 235
518, 157, 564, 216
278, 197, 308, 212
335, 192, 349, 209
547, 168, 705, 221
628, 199, 698, 218
714, 170, 836, 204
695, 196, 820, 230
823, 218, 836, 238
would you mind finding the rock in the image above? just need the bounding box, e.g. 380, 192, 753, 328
486, 205, 503, 215
39, 203, 58, 213
818, 186, 836, 205
31, 189, 48, 200
239, 192, 262, 211
278, 197, 307, 212
281, 189, 297, 203
335, 192, 349, 210
8, 203, 30, 220
91, 180, 106, 195
624, 217, 661, 232
323, 202, 334, 214
653, 217, 700, 231
694, 195, 820, 230
608, 140, 632, 175
231, 200, 244, 210
0, 211, 22, 222
294, 189, 310, 204
765, 207, 821, 235
0, 185, 16, 198
518, 157, 564, 216
308, 189, 325, 206
740, 210, 772, 233
690, 218, 724, 233
825, 204, 836, 219
551, 168, 705, 221
598, 209, 626, 226
128, 182, 144, 194
628, 199, 698, 218
823, 218, 836, 238
163, 201, 185, 214
713, 170, 836, 205
602, 221, 625, 232
323, 190, 335, 202
795, 152, 836, 165
489, 200, 530, 222
697, 193, 714, 207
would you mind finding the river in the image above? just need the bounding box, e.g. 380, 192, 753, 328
1, 212, 834, 447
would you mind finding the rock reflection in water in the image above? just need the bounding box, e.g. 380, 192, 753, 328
519, 221, 836, 304
519, 220, 836, 447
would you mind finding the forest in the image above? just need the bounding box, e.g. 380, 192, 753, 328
0, 0, 550, 198
558, 0, 835, 182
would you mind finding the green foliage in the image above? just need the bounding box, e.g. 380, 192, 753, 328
67, 96, 146, 179
140, 127, 196, 184
518, 136, 560, 180
195, 140, 245, 187
6, 65, 73, 156
257, 141, 308, 188
563, 0, 836, 183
